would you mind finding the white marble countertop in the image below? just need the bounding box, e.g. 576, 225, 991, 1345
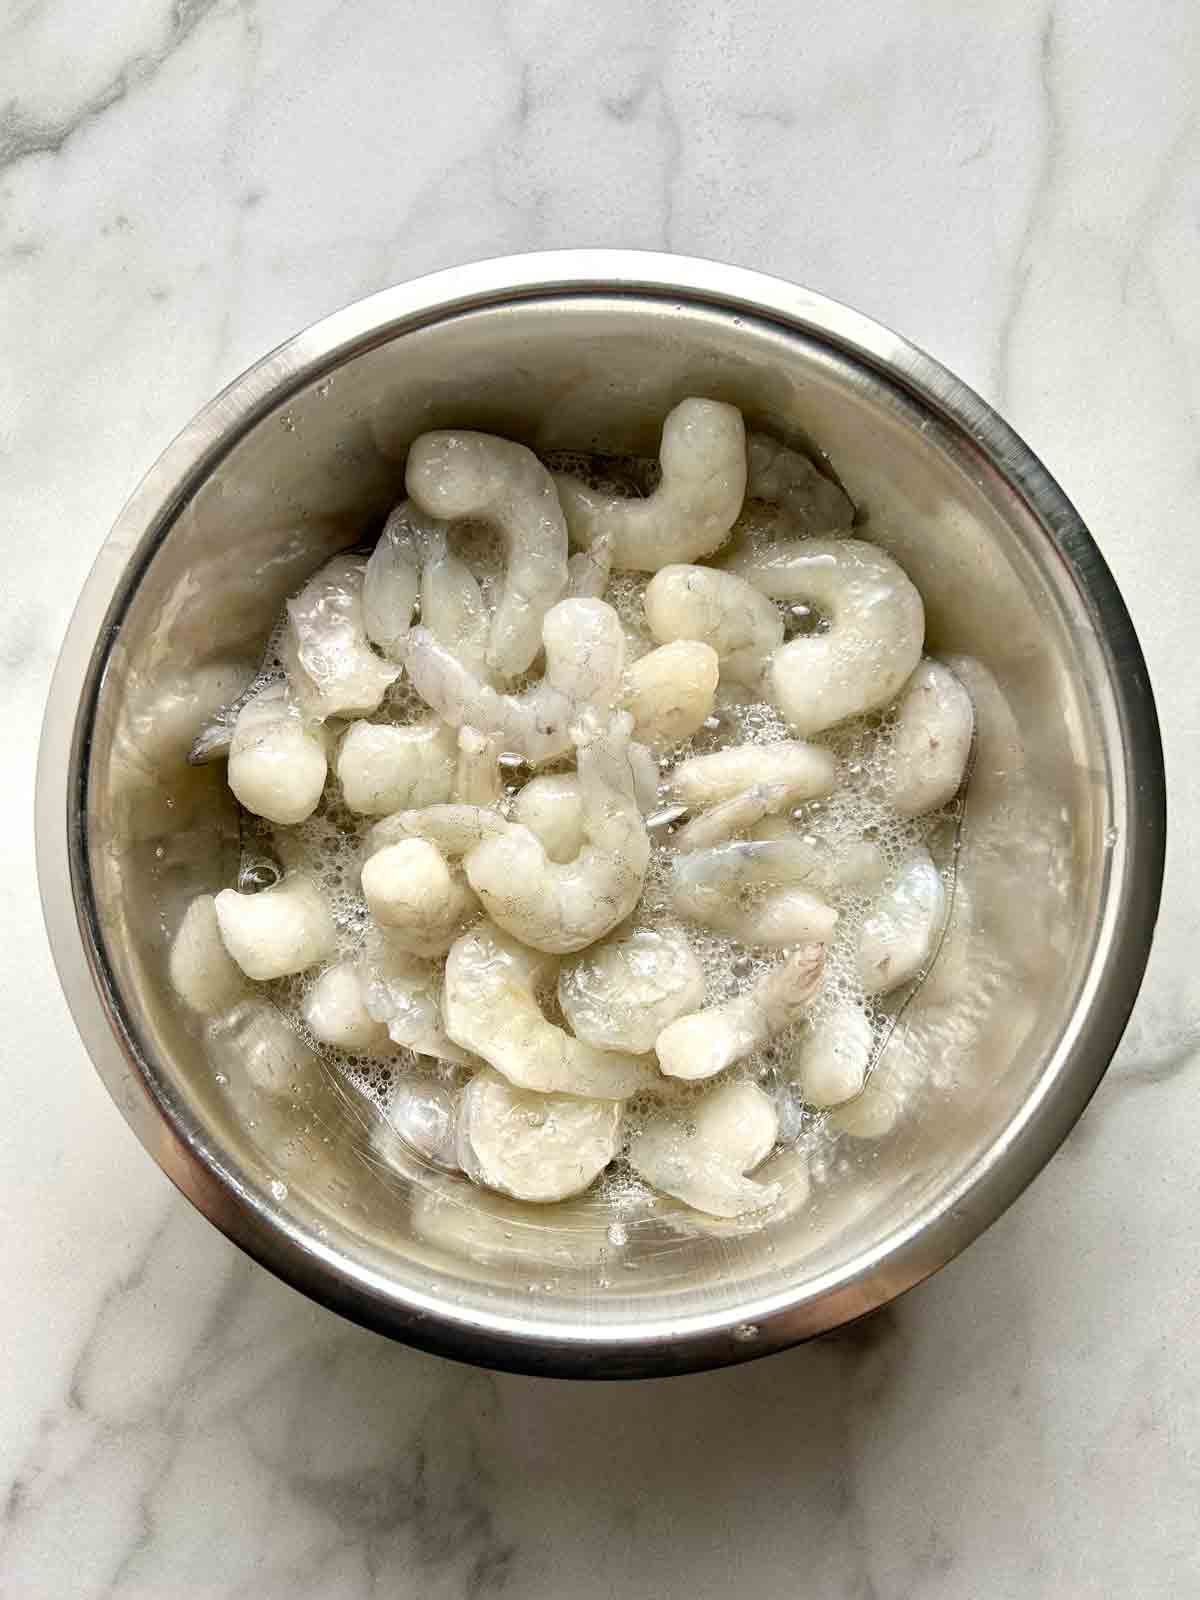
4, 2, 1198, 1595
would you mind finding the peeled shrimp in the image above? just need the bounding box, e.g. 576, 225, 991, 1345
885, 657, 974, 817
745, 432, 855, 534
361, 838, 477, 958
213, 871, 336, 981
168, 895, 248, 1016
336, 718, 457, 815
512, 774, 585, 863
558, 927, 705, 1055
656, 943, 825, 1081
628, 1081, 781, 1218
457, 1070, 621, 1203
670, 839, 839, 946
302, 960, 388, 1052
791, 1003, 874, 1109
359, 928, 475, 1064
362, 501, 447, 661
406, 430, 569, 678
623, 640, 719, 747
442, 921, 658, 1099
644, 564, 782, 689
722, 538, 924, 735
279, 554, 401, 721
464, 715, 650, 953
405, 597, 625, 763
858, 848, 947, 996
227, 681, 329, 826
670, 740, 836, 809
554, 398, 747, 572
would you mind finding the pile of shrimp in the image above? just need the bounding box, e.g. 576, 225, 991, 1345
168, 399, 977, 1223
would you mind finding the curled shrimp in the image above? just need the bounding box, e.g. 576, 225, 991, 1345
628, 1081, 781, 1218
623, 640, 719, 748
885, 657, 974, 817
406, 430, 569, 678
644, 563, 782, 689
457, 1070, 622, 1202
362, 501, 447, 661
442, 921, 658, 1099
670, 838, 839, 946
279, 554, 401, 721
745, 433, 855, 534
857, 848, 947, 996
405, 597, 625, 763
722, 537, 924, 735
464, 715, 650, 954
656, 943, 825, 1081
361, 838, 477, 958
554, 398, 747, 572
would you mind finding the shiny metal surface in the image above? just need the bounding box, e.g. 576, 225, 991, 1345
36, 252, 1164, 1378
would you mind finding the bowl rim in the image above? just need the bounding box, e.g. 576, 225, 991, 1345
36, 250, 1166, 1377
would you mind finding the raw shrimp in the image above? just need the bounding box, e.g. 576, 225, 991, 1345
464, 715, 650, 953
623, 640, 719, 747
670, 839, 839, 947
554, 398, 747, 571
790, 1003, 874, 1108
278, 554, 401, 720
628, 1081, 781, 1218
302, 960, 388, 1052
643, 563, 782, 689
669, 740, 836, 808
213, 871, 336, 981
858, 848, 947, 996
336, 718, 457, 815
512, 774, 585, 863
406, 430, 569, 678
655, 943, 825, 1080
885, 658, 974, 817
227, 681, 329, 826
442, 921, 658, 1099
457, 1069, 621, 1203
168, 895, 248, 1016
722, 538, 923, 735
361, 838, 477, 958
362, 501, 447, 661
405, 597, 625, 763
558, 926, 705, 1055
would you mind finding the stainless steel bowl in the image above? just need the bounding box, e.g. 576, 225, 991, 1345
37, 251, 1164, 1377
